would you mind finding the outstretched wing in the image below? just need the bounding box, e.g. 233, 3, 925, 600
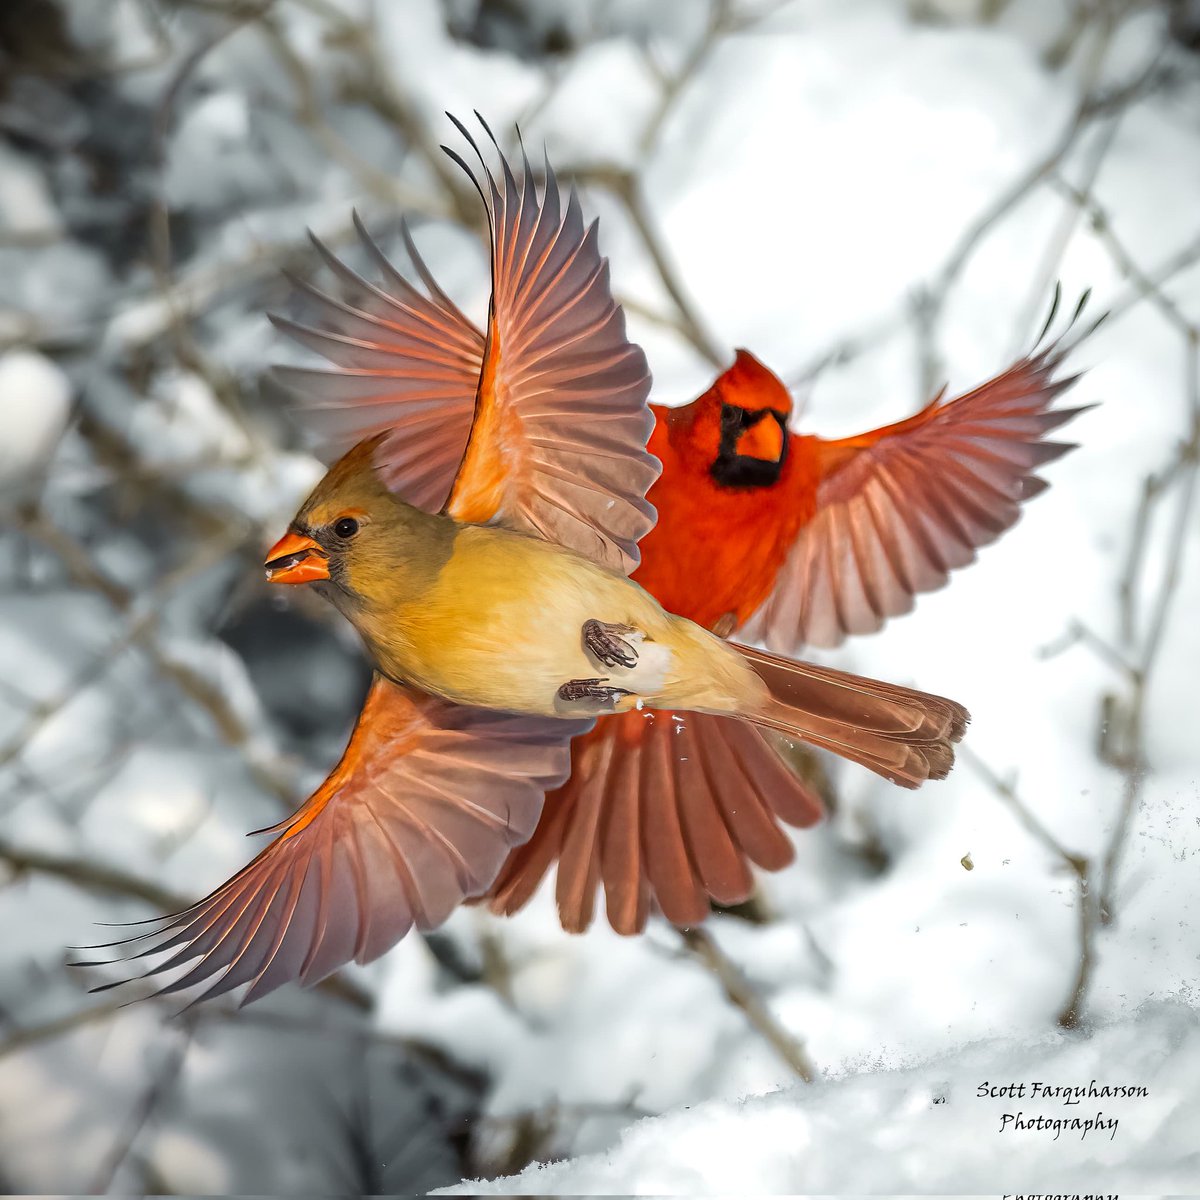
271, 216, 485, 513
441, 115, 659, 574
82, 676, 588, 1007
741, 317, 1092, 652
487, 709, 825, 935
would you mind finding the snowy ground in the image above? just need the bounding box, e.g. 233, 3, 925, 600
446, 1003, 1200, 1194
1, 0, 1198, 1193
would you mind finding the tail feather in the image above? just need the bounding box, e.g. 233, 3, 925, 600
734, 643, 969, 789
485, 708, 825, 934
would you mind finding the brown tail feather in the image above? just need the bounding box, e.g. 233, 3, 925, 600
734, 643, 969, 789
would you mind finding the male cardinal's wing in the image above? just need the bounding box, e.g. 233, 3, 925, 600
741, 336, 1090, 652
487, 710, 825, 934
271, 215, 485, 512
441, 117, 659, 574
84, 676, 588, 1006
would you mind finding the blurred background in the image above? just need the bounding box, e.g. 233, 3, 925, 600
1, 0, 1199, 1192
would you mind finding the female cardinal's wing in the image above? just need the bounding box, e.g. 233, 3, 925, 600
440, 117, 658, 574
487, 710, 825, 934
82, 676, 588, 1007
741, 331, 1091, 653
272, 117, 658, 572
271, 216, 485, 513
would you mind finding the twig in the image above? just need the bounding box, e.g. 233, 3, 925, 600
1, 517, 300, 802
1009, 114, 1123, 354
1019, 172, 1199, 1009
148, 1, 270, 406
784, 309, 911, 391
959, 745, 1082, 868
678, 926, 817, 1081
0, 996, 134, 1062
549, 1, 776, 371
89, 1017, 195, 1193
0, 835, 372, 1011
1058, 868, 1096, 1028
958, 746, 1093, 1028
1037, 618, 1138, 681
638, 0, 732, 157
916, 35, 1158, 394
622, 175, 725, 367
1085, 231, 1200, 347
0, 836, 186, 909
1052, 180, 1200, 338
1099, 332, 1199, 923
20, 512, 133, 609
577, 167, 724, 367
258, 9, 442, 212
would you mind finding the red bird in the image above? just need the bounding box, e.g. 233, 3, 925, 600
268, 143, 1086, 940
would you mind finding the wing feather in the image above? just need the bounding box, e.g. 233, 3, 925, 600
273, 117, 658, 570
487, 710, 824, 935
742, 330, 1091, 652
270, 216, 485, 512
81, 677, 586, 1006
442, 118, 659, 574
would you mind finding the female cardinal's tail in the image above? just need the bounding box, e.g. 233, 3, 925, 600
734, 643, 969, 788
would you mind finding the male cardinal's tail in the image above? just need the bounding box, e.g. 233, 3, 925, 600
485, 709, 826, 935
734, 643, 969, 788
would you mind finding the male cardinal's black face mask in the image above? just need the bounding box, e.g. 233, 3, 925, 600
711, 403, 789, 488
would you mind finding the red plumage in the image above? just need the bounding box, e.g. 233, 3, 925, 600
489, 338, 1086, 933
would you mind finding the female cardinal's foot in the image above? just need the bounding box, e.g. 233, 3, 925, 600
583, 620, 640, 669
557, 677, 632, 707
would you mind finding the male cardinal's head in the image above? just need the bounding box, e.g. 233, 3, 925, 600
682, 349, 793, 489
264, 437, 446, 610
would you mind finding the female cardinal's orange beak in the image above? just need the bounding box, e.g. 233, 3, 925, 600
265, 530, 329, 584
736, 415, 784, 463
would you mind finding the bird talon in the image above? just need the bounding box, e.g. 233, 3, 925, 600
557, 677, 632, 706
583, 619, 640, 670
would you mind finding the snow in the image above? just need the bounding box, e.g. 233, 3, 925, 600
0, 145, 62, 237
1, 0, 1198, 1193
0, 349, 72, 490
446, 1002, 1200, 1193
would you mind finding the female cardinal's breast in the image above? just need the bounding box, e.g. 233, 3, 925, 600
385, 525, 678, 716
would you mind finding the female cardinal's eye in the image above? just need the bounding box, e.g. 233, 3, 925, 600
333, 517, 359, 539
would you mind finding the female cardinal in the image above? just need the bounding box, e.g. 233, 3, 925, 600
260, 433, 968, 754
261, 125, 1088, 938
82, 117, 967, 1006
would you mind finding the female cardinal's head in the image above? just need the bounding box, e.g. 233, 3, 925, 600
681, 349, 793, 489
263, 437, 451, 611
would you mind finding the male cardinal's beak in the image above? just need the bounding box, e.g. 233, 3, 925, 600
265, 530, 329, 584
736, 415, 784, 463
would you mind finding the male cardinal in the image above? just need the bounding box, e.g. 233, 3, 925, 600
488, 317, 1088, 934
81, 117, 967, 1006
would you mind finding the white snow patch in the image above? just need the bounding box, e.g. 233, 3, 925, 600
0, 349, 72, 488
445, 1004, 1200, 1193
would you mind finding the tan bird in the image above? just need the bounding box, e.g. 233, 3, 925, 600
81, 117, 966, 1006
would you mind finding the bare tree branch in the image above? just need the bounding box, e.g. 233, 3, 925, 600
679, 926, 817, 1081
